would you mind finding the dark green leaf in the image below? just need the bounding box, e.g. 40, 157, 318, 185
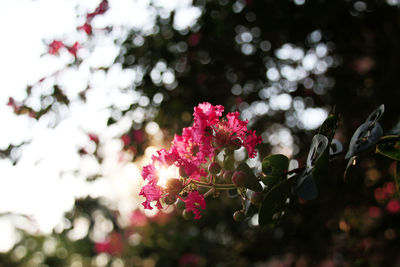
329, 139, 343, 155
236, 162, 263, 192
306, 134, 329, 168
376, 135, 400, 161
107, 117, 116, 126
261, 154, 289, 187
345, 104, 385, 159
318, 113, 340, 140
258, 177, 294, 226
366, 104, 385, 124
294, 170, 318, 200
345, 122, 383, 159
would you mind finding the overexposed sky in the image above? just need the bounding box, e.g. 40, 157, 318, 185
0, 0, 200, 251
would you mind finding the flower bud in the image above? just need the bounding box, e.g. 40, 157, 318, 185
164, 194, 177, 205
208, 162, 221, 175
232, 171, 247, 187
165, 179, 183, 195
229, 138, 242, 150
183, 210, 195, 220
223, 170, 234, 183
175, 198, 185, 211
233, 210, 246, 222
250, 192, 264, 205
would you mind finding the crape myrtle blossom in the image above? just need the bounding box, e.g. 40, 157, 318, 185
139, 102, 262, 219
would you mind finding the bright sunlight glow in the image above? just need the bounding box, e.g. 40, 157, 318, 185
157, 165, 177, 188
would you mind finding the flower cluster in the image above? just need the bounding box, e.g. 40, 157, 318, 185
78, 0, 109, 36
48, 40, 80, 58
139, 102, 262, 219
374, 181, 400, 214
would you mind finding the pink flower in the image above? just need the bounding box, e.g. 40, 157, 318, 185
132, 129, 144, 143
7, 97, 15, 107
130, 210, 148, 227
383, 182, 396, 197
242, 130, 263, 158
179, 253, 201, 267
67, 42, 80, 58
142, 164, 158, 184
94, 241, 110, 254
78, 23, 92, 35
193, 102, 224, 128
386, 199, 400, 214
139, 183, 163, 210
94, 232, 124, 255
121, 134, 131, 146
374, 187, 387, 203
138, 102, 263, 214
88, 133, 99, 144
152, 148, 179, 166
86, 0, 109, 21
187, 33, 201, 47
48, 40, 64, 55
184, 191, 206, 219
172, 127, 214, 174
367, 206, 382, 219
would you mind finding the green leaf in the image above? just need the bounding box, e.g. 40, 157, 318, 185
258, 177, 294, 226
318, 112, 340, 140
295, 171, 318, 200
261, 154, 289, 187
345, 104, 385, 159
366, 104, 385, 124
376, 135, 400, 161
236, 162, 263, 192
345, 122, 383, 159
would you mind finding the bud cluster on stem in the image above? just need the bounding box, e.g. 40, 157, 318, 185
139, 102, 262, 219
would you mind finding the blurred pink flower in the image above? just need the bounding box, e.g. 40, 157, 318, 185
67, 42, 80, 58
88, 133, 99, 144
130, 210, 148, 227
48, 40, 64, 55
367, 206, 382, 219
94, 232, 124, 255
179, 252, 201, 267
121, 134, 131, 146
86, 0, 109, 21
386, 199, 400, 214
78, 23, 92, 35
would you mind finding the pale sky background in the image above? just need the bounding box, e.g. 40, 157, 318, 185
0, 0, 201, 252
0, 0, 329, 252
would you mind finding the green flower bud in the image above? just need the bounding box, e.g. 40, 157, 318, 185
232, 171, 247, 187
165, 179, 183, 195
164, 194, 177, 205
233, 210, 246, 222
208, 162, 222, 175
175, 198, 185, 211
183, 210, 194, 220
223, 170, 234, 183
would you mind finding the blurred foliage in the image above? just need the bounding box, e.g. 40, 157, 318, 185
3, 0, 400, 266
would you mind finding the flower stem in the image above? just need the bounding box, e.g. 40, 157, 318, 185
191, 180, 236, 190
